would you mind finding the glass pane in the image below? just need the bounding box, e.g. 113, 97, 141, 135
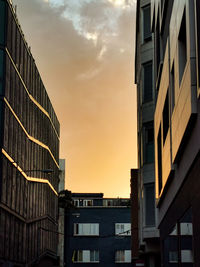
145, 183, 155, 226
143, 5, 151, 40
78, 250, 83, 262
146, 142, 154, 163
143, 62, 153, 102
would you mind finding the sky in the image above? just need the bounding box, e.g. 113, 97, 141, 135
12, 0, 137, 197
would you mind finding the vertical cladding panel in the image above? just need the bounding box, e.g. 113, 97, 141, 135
1, 157, 7, 204
5, 54, 10, 101
3, 105, 9, 152
11, 15, 16, 63
19, 36, 24, 79
10, 214, 14, 261
11, 166, 16, 211
14, 220, 18, 261
24, 46, 27, 86
0, 1, 6, 45
6, 159, 12, 208
0, 210, 4, 257
20, 175, 24, 217
16, 169, 21, 214
0, 49, 5, 95
16, 27, 20, 70
6, 7, 12, 53
5, 212, 10, 259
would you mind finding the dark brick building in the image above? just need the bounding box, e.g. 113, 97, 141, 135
64, 193, 131, 266
0, 0, 60, 265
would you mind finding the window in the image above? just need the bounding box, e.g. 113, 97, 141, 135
178, 9, 187, 85
181, 250, 193, 263
163, 91, 169, 144
83, 199, 93, 206
144, 122, 154, 164
143, 62, 153, 102
103, 199, 113, 206
90, 250, 99, 262
171, 63, 175, 112
73, 250, 99, 263
115, 250, 131, 263
73, 199, 79, 207
74, 223, 99, 236
143, 5, 151, 41
180, 208, 193, 264
163, 208, 194, 266
169, 251, 178, 263
115, 223, 131, 236
157, 126, 162, 194
144, 183, 155, 227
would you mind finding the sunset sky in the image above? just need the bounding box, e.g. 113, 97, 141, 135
12, 0, 137, 197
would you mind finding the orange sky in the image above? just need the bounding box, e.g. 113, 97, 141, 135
12, 0, 137, 197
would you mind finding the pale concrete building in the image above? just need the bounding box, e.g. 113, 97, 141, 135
134, 0, 160, 265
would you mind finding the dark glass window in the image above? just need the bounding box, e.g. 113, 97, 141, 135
143, 5, 151, 41
143, 61, 153, 102
144, 183, 155, 226
144, 122, 154, 164
178, 9, 187, 85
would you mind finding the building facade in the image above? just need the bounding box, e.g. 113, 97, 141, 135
134, 0, 160, 265
64, 193, 131, 266
0, 0, 60, 265
152, 0, 200, 265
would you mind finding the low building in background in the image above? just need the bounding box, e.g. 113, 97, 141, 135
0, 0, 60, 266
64, 193, 131, 266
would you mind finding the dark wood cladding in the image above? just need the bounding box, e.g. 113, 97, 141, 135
0, 0, 60, 265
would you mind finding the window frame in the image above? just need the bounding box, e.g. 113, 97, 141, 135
73, 250, 99, 263
143, 61, 153, 103
144, 183, 155, 227
142, 4, 152, 42
74, 223, 99, 236
143, 122, 154, 164
115, 223, 131, 236
115, 250, 131, 263
83, 199, 93, 206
